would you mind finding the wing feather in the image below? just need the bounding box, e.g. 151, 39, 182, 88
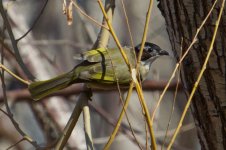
74, 48, 109, 62
75, 47, 136, 84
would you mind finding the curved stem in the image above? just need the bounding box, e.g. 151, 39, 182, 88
0, 1, 35, 80
167, 0, 225, 148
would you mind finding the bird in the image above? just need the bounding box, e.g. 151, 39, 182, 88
28, 42, 169, 100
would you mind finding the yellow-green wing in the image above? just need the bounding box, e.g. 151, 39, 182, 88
75, 47, 136, 84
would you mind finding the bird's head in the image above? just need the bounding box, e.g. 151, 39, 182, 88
135, 43, 169, 80
135, 42, 169, 62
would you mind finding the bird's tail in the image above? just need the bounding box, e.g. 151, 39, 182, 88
29, 72, 75, 100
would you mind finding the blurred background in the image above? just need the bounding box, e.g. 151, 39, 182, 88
0, 0, 200, 149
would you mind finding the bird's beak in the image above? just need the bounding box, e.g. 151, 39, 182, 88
159, 50, 169, 56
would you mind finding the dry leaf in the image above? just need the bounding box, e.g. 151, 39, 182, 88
62, 0, 67, 14
67, 1, 73, 25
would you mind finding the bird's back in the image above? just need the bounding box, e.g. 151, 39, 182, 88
73, 47, 136, 85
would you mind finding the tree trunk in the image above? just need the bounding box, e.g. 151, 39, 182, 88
158, 0, 226, 149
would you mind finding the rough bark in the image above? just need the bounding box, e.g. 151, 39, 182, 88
158, 0, 226, 149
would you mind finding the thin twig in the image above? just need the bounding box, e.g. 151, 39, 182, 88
0, 39, 15, 57
106, 47, 143, 149
6, 136, 32, 150
151, 0, 218, 124
55, 92, 85, 149
167, 0, 225, 148
93, 0, 114, 49
120, 0, 135, 49
103, 82, 134, 150
136, 0, 154, 67
0, 63, 29, 85
126, 0, 157, 147
161, 39, 183, 149
83, 97, 94, 150
0, 54, 38, 148
97, 1, 140, 149
89, 102, 146, 148
0, 0, 34, 80
0, 80, 182, 102
97, 0, 130, 66
72, 0, 109, 31
16, 0, 49, 41
97, 1, 156, 149
145, 123, 148, 150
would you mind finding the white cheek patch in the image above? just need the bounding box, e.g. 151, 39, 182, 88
138, 62, 150, 80
141, 61, 150, 71
144, 62, 150, 70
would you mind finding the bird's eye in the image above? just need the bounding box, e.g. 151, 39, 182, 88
135, 42, 162, 55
